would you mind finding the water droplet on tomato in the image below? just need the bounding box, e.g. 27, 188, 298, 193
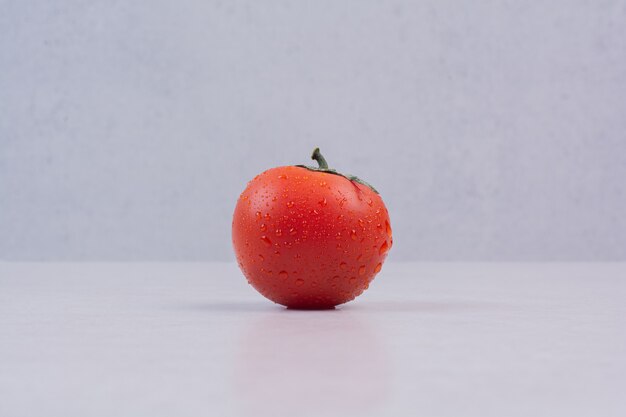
367, 198, 373, 206
279, 271, 289, 279
339, 262, 348, 271
295, 278, 304, 286
286, 201, 295, 208
289, 228, 297, 236
275, 229, 282, 236
374, 263, 382, 273
258, 254, 265, 262
320, 181, 327, 187
386, 221, 392, 238
359, 265, 366, 275
379, 241, 389, 255
260, 236, 272, 246
350, 230, 357, 240
255, 211, 262, 220
278, 174, 288, 179
319, 198, 327, 207
260, 224, 267, 232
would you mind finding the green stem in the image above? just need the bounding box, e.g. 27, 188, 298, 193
311, 147, 329, 169
295, 147, 380, 194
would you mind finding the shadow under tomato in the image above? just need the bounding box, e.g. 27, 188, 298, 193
343, 300, 505, 314
169, 301, 281, 313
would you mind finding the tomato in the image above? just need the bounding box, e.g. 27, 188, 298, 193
232, 148, 392, 309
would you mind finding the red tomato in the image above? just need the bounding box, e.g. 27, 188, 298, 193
232, 148, 392, 309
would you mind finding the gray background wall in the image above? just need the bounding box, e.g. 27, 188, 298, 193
1, 0, 625, 261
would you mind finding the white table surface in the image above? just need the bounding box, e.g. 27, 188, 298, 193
1, 262, 625, 417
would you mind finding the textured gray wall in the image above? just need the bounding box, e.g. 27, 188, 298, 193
1, 1, 625, 261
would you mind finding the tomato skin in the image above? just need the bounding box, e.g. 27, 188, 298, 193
232, 165, 392, 309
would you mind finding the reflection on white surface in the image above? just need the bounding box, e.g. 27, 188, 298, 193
234, 309, 388, 417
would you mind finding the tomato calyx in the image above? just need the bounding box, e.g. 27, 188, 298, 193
295, 148, 379, 194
